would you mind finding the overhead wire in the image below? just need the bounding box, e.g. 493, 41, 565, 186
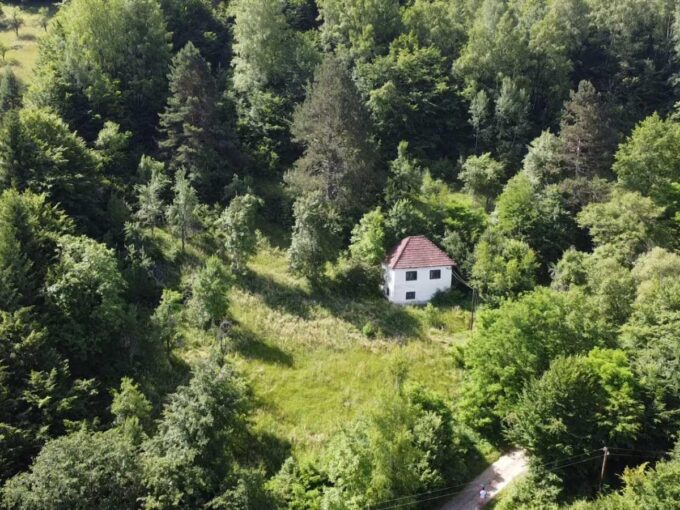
368, 452, 605, 510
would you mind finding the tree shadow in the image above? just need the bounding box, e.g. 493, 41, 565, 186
230, 324, 294, 367
246, 429, 292, 476
236, 270, 424, 341
237, 269, 314, 320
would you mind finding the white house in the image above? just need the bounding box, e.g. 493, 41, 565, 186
382, 235, 456, 305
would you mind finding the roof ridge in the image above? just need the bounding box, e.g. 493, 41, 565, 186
391, 236, 411, 268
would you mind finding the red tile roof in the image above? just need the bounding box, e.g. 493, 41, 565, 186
385, 235, 456, 269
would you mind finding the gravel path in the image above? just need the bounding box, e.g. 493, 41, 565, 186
438, 450, 528, 510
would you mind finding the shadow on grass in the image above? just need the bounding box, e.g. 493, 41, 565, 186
236, 270, 424, 340
230, 324, 294, 367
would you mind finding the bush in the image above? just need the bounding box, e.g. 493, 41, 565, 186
361, 321, 380, 339
329, 258, 382, 298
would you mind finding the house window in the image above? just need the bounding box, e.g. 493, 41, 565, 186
406, 291, 416, 300
430, 269, 441, 280
405, 271, 418, 281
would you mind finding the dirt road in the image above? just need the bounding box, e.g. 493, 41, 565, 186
439, 450, 528, 510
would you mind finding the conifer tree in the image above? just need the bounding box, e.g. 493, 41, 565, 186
159, 41, 218, 190
166, 169, 198, 254
134, 156, 168, 232
559, 80, 617, 180
287, 55, 377, 222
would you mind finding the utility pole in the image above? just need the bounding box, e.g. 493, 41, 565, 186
599, 446, 609, 491
469, 288, 476, 331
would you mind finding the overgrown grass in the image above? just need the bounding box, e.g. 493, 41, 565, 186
0, 2, 54, 83
171, 233, 474, 461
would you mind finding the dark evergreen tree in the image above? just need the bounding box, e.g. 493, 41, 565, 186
559, 80, 617, 181
287, 55, 378, 223
159, 42, 222, 197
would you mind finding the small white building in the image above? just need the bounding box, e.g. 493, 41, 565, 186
382, 235, 456, 305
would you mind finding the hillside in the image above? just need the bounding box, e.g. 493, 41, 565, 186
0, 3, 52, 82
1, 0, 680, 509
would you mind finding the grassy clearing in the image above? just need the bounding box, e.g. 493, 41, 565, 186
0, 2, 54, 83
172, 235, 474, 461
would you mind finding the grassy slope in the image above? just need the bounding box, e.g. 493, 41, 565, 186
0, 3, 53, 83
176, 236, 474, 461
6, 0, 491, 470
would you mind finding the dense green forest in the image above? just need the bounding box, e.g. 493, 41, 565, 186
1, 0, 680, 508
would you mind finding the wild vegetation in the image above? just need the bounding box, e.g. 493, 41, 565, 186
1, 0, 680, 509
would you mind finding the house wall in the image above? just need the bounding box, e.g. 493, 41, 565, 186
382, 265, 453, 305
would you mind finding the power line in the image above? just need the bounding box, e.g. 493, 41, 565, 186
368, 453, 603, 510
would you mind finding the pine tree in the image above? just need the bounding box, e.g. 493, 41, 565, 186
159, 41, 218, 190
165, 169, 198, 254
134, 156, 168, 232
559, 80, 617, 180
287, 55, 377, 222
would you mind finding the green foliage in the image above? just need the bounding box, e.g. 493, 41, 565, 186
495, 173, 576, 267
29, 0, 170, 141
384, 141, 423, 206
0, 108, 103, 232
2, 427, 144, 510
357, 33, 462, 157
0, 67, 21, 116
159, 41, 220, 194
287, 55, 378, 220
578, 189, 667, 264
507, 356, 608, 469
151, 289, 184, 355
165, 169, 199, 253
111, 377, 153, 428
522, 130, 565, 187
495, 463, 563, 510
319, 384, 471, 508
459, 152, 505, 211
349, 208, 386, 266
141, 357, 253, 509
613, 112, 680, 212
231, 0, 317, 97
288, 193, 342, 281
461, 287, 611, 437
7, 9, 24, 38
559, 80, 617, 182
217, 194, 263, 274
568, 444, 680, 509
471, 231, 539, 303
0, 308, 94, 481
190, 256, 230, 329
318, 0, 402, 61
45, 235, 126, 364
134, 157, 169, 231
95, 121, 133, 186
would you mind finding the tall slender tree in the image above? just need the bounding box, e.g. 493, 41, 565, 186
166, 170, 199, 254
287, 55, 378, 222
159, 41, 219, 192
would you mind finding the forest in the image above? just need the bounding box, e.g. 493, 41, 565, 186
1, 0, 680, 508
